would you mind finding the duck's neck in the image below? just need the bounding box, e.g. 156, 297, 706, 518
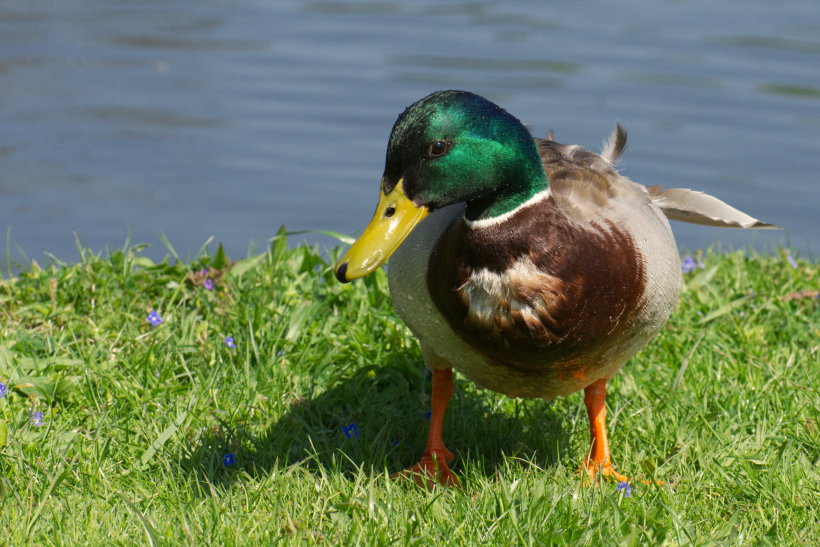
464, 168, 549, 224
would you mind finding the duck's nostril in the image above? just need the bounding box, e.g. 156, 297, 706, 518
385, 207, 396, 218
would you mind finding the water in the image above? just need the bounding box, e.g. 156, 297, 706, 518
1, 0, 818, 269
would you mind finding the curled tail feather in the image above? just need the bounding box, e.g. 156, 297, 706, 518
600, 123, 627, 163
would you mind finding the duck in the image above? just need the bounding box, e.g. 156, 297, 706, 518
334, 90, 778, 487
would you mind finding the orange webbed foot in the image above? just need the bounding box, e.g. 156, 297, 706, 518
393, 449, 460, 489
580, 460, 629, 485
579, 461, 664, 488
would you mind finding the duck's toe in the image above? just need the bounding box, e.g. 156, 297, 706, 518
394, 451, 460, 489
580, 461, 629, 485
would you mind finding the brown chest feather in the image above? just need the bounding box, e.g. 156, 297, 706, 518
427, 197, 647, 373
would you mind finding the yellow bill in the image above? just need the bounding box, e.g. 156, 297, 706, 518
335, 178, 429, 283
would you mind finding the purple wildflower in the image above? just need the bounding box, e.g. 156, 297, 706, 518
203, 279, 214, 290
222, 453, 235, 466
617, 481, 631, 498
698, 258, 705, 269
787, 254, 798, 270
199, 269, 208, 276
681, 256, 697, 274
31, 412, 43, 427
147, 310, 163, 327
342, 423, 359, 439
276, 350, 284, 357
224, 336, 236, 348
0, 382, 6, 399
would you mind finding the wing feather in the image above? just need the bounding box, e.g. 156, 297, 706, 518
648, 186, 780, 229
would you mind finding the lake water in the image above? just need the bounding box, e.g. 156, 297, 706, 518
1, 0, 818, 270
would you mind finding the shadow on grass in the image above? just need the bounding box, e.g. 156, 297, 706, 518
182, 355, 579, 486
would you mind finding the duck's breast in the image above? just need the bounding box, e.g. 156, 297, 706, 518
388, 204, 493, 381
389, 194, 681, 401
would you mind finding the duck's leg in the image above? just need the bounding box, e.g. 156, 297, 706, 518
581, 378, 628, 483
395, 368, 460, 488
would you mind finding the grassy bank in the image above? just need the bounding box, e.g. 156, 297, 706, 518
1, 231, 819, 545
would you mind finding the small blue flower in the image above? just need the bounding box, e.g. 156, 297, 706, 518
617, 481, 631, 498
787, 254, 798, 270
681, 256, 697, 274
203, 279, 214, 290
392, 440, 400, 446
31, 411, 43, 427
342, 423, 359, 439
425, 411, 431, 420
224, 336, 236, 348
0, 382, 6, 399
276, 350, 284, 357
698, 259, 705, 269
222, 453, 235, 466
147, 310, 163, 327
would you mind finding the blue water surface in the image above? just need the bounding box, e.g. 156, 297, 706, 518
1, 0, 818, 268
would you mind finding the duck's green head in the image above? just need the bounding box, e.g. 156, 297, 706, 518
335, 90, 547, 283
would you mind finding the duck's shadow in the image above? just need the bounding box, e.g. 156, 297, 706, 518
185, 356, 580, 482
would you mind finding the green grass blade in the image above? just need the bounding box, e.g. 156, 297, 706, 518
157, 231, 182, 264
25, 467, 72, 538
140, 409, 188, 468
697, 295, 750, 324
118, 492, 159, 547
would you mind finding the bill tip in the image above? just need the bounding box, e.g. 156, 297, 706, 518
334, 262, 349, 283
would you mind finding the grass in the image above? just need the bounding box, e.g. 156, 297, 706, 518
1, 230, 819, 546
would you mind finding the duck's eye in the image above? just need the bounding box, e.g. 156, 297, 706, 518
430, 140, 448, 157
385, 207, 396, 218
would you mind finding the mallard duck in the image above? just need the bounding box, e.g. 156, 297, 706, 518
334, 90, 778, 487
